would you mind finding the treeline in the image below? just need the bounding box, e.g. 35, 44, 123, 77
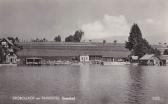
54, 30, 84, 42
125, 23, 160, 58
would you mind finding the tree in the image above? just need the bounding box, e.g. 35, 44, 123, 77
133, 42, 145, 58
43, 38, 47, 42
65, 30, 84, 42
114, 40, 117, 44
73, 30, 84, 42
54, 35, 61, 42
125, 24, 144, 57
125, 23, 160, 58
125, 41, 133, 51
15, 37, 20, 42
103, 40, 106, 44
65, 35, 74, 42
126, 24, 143, 51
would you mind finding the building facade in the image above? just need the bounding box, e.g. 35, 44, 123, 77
6, 53, 17, 64
139, 54, 160, 66
80, 55, 89, 62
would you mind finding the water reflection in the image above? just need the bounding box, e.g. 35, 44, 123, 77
0, 65, 168, 104
125, 66, 147, 104
79, 65, 130, 104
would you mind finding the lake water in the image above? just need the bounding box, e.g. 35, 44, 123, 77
0, 65, 168, 104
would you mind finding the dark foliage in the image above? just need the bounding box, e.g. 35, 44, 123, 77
114, 40, 117, 44
7, 37, 15, 43
103, 40, 106, 44
65, 30, 84, 42
65, 35, 74, 42
54, 35, 61, 42
125, 23, 160, 58
0, 45, 5, 63
125, 41, 133, 51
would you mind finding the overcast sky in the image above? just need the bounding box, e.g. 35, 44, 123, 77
0, 0, 167, 43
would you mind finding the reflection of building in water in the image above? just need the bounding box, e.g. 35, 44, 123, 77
80, 64, 90, 91
16, 42, 130, 65
125, 66, 146, 104
79, 64, 90, 104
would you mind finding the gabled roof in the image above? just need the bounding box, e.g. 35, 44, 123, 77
0, 38, 14, 46
5, 38, 14, 46
140, 54, 155, 60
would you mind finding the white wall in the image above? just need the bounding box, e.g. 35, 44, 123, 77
80, 55, 89, 62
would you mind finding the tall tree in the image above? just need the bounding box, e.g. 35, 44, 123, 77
125, 23, 160, 58
126, 23, 143, 51
103, 40, 106, 44
126, 24, 143, 57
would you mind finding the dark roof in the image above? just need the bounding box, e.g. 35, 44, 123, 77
17, 49, 130, 57
102, 51, 130, 57
16, 42, 130, 58
17, 42, 128, 51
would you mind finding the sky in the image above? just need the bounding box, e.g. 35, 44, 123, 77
0, 0, 167, 44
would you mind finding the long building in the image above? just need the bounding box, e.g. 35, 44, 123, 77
16, 42, 130, 64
